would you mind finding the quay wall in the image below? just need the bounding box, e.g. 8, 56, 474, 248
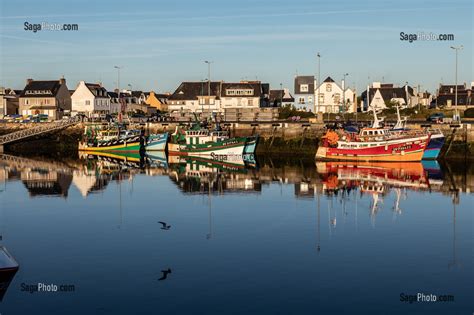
0, 121, 473, 157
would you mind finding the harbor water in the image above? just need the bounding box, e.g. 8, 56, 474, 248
0, 153, 472, 314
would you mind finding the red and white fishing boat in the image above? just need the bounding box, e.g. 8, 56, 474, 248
316, 127, 430, 162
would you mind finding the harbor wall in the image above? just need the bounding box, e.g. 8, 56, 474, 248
0, 121, 473, 158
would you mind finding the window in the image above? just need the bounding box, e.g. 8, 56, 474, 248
326, 84, 332, 92
225, 89, 253, 96
308, 96, 313, 102
85, 100, 90, 105
334, 93, 340, 104
300, 84, 309, 92
319, 94, 324, 103
299, 97, 305, 104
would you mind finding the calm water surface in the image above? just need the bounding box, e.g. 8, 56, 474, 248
0, 153, 472, 314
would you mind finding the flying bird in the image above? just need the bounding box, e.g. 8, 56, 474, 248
158, 221, 171, 230
158, 268, 172, 281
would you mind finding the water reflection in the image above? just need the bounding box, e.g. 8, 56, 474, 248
0, 153, 472, 201
0, 152, 471, 313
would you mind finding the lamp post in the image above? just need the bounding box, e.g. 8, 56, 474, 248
450, 45, 463, 121
316, 52, 321, 113
114, 66, 122, 113
280, 83, 283, 107
204, 61, 213, 118
342, 73, 349, 115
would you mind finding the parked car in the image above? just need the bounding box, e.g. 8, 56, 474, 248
427, 113, 444, 123
130, 113, 147, 123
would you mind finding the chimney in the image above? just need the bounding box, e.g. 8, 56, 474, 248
26, 78, 33, 85
59, 76, 66, 85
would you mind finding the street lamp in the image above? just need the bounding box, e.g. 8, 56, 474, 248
316, 52, 321, 113
204, 61, 213, 118
280, 83, 283, 107
342, 73, 349, 114
450, 45, 463, 121
114, 66, 122, 114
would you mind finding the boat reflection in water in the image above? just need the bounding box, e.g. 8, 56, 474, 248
168, 154, 260, 194
316, 161, 431, 225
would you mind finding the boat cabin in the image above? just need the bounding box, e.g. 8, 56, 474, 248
359, 128, 390, 137
184, 129, 228, 145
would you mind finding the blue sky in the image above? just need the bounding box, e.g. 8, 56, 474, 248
0, 0, 472, 94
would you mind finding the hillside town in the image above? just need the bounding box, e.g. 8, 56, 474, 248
1, 75, 473, 122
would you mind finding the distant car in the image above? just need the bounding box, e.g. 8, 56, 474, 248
130, 113, 146, 123
427, 112, 444, 123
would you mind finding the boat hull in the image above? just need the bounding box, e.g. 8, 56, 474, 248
244, 136, 258, 154
145, 133, 168, 151
168, 138, 247, 156
422, 134, 444, 160
78, 137, 142, 153
316, 136, 429, 162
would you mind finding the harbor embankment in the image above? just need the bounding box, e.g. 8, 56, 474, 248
0, 121, 473, 158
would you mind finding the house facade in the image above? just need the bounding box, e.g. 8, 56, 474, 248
220, 82, 269, 109
19, 78, 71, 120
269, 88, 295, 107
436, 82, 473, 108
294, 76, 315, 112
315, 77, 355, 113
360, 82, 414, 112
0, 87, 20, 116
145, 91, 169, 111
167, 81, 272, 121
71, 81, 110, 117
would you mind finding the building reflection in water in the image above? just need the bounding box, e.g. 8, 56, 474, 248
0, 153, 471, 212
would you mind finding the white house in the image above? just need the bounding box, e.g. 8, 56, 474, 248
71, 81, 111, 117
167, 81, 270, 115
361, 82, 415, 112
315, 77, 355, 113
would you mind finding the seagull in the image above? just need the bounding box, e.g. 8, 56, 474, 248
158, 268, 172, 281
158, 221, 171, 230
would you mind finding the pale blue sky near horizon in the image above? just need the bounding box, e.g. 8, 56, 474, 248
0, 0, 472, 94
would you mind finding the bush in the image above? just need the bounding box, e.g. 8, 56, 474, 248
464, 108, 474, 118
278, 105, 315, 119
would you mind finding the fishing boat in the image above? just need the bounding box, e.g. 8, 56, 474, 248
391, 105, 445, 160
168, 126, 248, 156
422, 129, 445, 159
243, 135, 259, 154
78, 128, 143, 152
316, 127, 430, 162
144, 132, 168, 151
0, 246, 19, 301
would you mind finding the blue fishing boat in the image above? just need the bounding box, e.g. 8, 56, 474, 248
390, 105, 444, 160
422, 130, 445, 159
244, 135, 258, 154
145, 133, 168, 151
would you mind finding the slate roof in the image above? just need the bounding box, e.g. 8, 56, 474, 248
294, 76, 314, 94
85, 83, 108, 98
168, 82, 222, 101
269, 90, 294, 102
20, 80, 62, 98
438, 84, 467, 94
360, 85, 414, 103
221, 82, 263, 97
323, 76, 335, 83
